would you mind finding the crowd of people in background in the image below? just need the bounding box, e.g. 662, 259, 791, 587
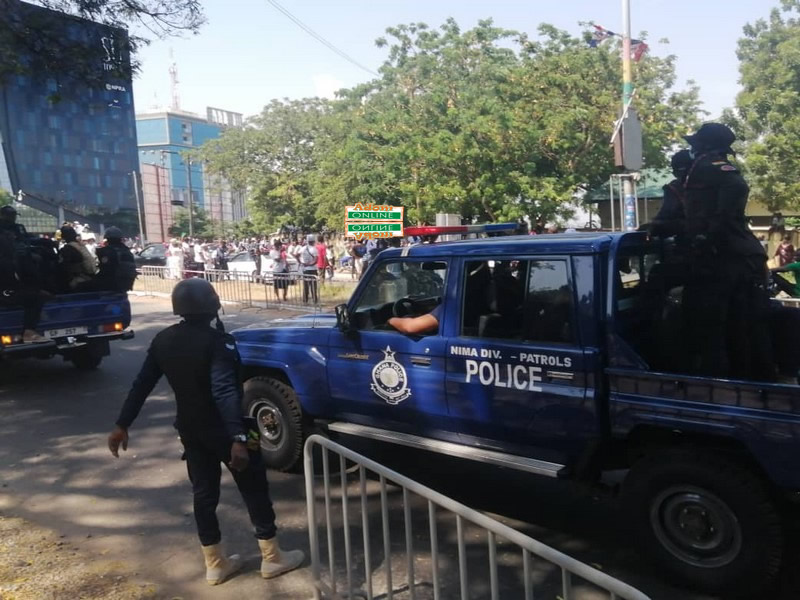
145, 220, 581, 300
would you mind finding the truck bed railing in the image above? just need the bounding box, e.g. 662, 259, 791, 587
607, 367, 799, 411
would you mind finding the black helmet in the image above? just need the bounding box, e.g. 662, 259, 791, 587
683, 123, 736, 153
104, 226, 123, 240
670, 149, 693, 176
0, 205, 17, 217
60, 226, 78, 242
171, 278, 221, 316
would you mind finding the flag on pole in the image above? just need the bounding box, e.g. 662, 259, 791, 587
631, 39, 649, 62
587, 24, 650, 62
588, 25, 615, 47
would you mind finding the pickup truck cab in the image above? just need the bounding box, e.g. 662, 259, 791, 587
233, 231, 800, 597
0, 291, 133, 369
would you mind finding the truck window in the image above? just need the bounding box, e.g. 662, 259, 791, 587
352, 260, 447, 331
614, 247, 685, 371
461, 259, 574, 344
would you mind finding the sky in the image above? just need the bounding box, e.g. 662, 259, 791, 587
131, 0, 777, 121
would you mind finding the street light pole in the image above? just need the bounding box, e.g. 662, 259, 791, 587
131, 171, 146, 246
621, 0, 637, 231
185, 158, 194, 237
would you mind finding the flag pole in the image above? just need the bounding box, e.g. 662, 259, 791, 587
620, 0, 637, 231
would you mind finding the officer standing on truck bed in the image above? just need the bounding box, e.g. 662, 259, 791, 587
95, 227, 137, 292
647, 149, 693, 239
107, 278, 303, 586
681, 123, 774, 381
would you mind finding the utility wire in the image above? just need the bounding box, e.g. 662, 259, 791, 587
265, 0, 379, 77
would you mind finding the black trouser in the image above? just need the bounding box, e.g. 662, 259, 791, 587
181, 431, 277, 546
302, 268, 318, 303
683, 254, 774, 381
0, 288, 43, 330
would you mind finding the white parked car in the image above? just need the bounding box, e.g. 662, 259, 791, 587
225, 251, 299, 281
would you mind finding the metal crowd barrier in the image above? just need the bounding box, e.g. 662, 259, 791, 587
134, 266, 356, 312
303, 435, 651, 600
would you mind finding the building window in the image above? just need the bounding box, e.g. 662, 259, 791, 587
93, 157, 101, 170
96, 192, 104, 205
48, 115, 59, 129
43, 152, 52, 166
63, 172, 73, 186
180, 121, 193, 145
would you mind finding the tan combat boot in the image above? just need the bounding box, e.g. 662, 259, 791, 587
257, 538, 304, 579
200, 543, 243, 585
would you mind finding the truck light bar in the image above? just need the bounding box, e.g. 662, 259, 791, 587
404, 223, 519, 236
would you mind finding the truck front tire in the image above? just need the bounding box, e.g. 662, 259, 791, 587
623, 449, 783, 597
243, 377, 304, 472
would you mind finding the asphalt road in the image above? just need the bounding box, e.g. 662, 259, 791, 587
0, 297, 795, 599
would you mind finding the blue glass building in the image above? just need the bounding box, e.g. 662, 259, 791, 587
136, 110, 223, 209
0, 0, 139, 222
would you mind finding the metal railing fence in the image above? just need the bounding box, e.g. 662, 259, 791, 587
303, 434, 651, 600
134, 266, 356, 312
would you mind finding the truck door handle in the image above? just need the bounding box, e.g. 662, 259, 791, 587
546, 371, 574, 381
410, 356, 432, 366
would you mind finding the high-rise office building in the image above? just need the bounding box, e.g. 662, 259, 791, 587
136, 107, 246, 242
0, 0, 139, 230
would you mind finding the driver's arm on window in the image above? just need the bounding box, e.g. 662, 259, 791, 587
388, 304, 441, 335
388, 313, 439, 335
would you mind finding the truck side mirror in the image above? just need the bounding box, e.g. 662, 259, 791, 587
335, 303, 352, 332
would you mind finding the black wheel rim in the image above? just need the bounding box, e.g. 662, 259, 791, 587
650, 485, 742, 568
250, 400, 284, 451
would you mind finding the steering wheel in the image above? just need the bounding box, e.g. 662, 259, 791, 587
392, 298, 416, 317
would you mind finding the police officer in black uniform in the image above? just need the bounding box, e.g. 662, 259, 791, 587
0, 205, 28, 243
95, 227, 137, 292
648, 149, 693, 239
681, 123, 774, 380
107, 279, 303, 586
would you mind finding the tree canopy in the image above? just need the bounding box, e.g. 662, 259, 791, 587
730, 0, 800, 212
198, 19, 701, 230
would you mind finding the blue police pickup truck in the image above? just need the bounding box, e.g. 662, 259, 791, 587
233, 231, 800, 597
0, 291, 133, 369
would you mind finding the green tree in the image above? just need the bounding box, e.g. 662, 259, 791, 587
202, 18, 701, 230
168, 206, 215, 239
731, 1, 800, 212
196, 98, 331, 232
0, 189, 13, 207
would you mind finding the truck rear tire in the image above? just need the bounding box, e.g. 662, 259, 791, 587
243, 377, 304, 472
623, 448, 783, 597
71, 350, 102, 370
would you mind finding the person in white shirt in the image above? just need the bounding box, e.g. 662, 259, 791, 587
269, 239, 289, 301
299, 234, 319, 304
82, 231, 98, 264
167, 239, 185, 280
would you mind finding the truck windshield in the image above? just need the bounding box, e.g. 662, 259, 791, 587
351, 260, 447, 330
